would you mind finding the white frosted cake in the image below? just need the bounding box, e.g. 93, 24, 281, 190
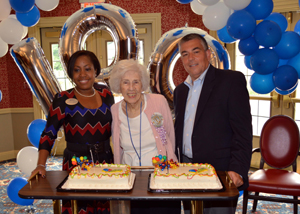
62, 163, 135, 190
150, 163, 222, 190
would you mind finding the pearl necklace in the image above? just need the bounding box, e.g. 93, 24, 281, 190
74, 87, 96, 98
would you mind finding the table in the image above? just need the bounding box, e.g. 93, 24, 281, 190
19, 170, 239, 214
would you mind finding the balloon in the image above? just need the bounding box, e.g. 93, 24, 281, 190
0, 17, 24, 44
223, 0, 251, 10
190, 0, 207, 15
203, 2, 231, 31
226, 10, 256, 40
7, 177, 34, 206
244, 55, 252, 70
275, 83, 298, 95
250, 72, 275, 94
176, 0, 193, 4
35, 0, 59, 11
27, 119, 47, 148
217, 26, 237, 44
6, 14, 28, 39
17, 146, 39, 176
250, 48, 279, 75
278, 59, 288, 67
294, 20, 300, 36
254, 20, 282, 48
287, 52, 300, 78
0, 37, 8, 57
245, 0, 273, 20
16, 6, 40, 27
238, 36, 258, 56
0, 0, 11, 21
59, 4, 139, 84
265, 12, 288, 33
274, 31, 300, 59
10, 38, 62, 116
0, 90, 2, 102
199, 0, 220, 6
9, 0, 35, 13
273, 65, 298, 91
148, 27, 229, 112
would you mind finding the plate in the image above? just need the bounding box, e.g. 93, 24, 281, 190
148, 173, 225, 193
57, 173, 136, 193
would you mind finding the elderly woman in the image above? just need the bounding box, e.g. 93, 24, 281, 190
109, 59, 177, 166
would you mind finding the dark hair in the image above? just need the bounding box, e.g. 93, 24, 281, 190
67, 50, 101, 79
178, 33, 209, 51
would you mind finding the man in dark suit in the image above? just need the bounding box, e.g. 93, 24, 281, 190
174, 34, 252, 214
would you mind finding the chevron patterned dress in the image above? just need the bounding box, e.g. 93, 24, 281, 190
39, 86, 114, 214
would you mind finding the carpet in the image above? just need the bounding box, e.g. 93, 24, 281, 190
0, 157, 298, 213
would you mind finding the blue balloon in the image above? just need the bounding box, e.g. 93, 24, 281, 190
254, 20, 282, 48
250, 72, 275, 94
9, 0, 35, 13
244, 55, 252, 70
217, 26, 237, 44
239, 36, 259, 56
176, 0, 193, 3
274, 31, 300, 59
287, 52, 300, 78
275, 83, 298, 95
265, 12, 288, 33
250, 48, 279, 74
16, 6, 40, 27
294, 20, 300, 36
27, 119, 47, 148
0, 90, 2, 102
226, 10, 256, 40
279, 59, 288, 67
7, 177, 34, 206
245, 0, 273, 20
273, 65, 298, 91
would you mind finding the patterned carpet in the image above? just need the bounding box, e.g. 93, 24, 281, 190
0, 157, 298, 213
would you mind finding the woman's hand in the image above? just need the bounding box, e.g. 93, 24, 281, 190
31, 165, 47, 178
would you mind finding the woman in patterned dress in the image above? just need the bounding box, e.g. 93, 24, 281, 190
31, 50, 114, 214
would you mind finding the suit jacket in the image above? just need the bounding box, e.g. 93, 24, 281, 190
174, 65, 252, 190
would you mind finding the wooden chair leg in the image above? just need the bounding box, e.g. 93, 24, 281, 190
242, 190, 248, 214
293, 196, 298, 214
252, 192, 259, 212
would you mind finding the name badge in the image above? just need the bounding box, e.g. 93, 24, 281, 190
65, 98, 78, 105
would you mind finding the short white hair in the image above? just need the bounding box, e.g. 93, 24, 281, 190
109, 59, 150, 93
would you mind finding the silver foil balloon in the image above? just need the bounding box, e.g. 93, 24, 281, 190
59, 3, 139, 84
148, 26, 230, 111
10, 37, 62, 116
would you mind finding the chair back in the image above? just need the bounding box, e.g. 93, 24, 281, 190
260, 115, 300, 169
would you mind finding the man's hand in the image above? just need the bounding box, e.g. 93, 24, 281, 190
228, 171, 244, 187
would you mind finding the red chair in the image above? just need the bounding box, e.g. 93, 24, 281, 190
243, 115, 300, 214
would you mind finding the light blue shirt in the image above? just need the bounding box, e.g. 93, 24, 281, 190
183, 65, 210, 158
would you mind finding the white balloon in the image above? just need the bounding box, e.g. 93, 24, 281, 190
190, 0, 207, 15
199, 0, 220, 6
22, 26, 28, 39
0, 37, 8, 57
7, 15, 28, 39
0, 0, 11, 21
223, 0, 251, 10
35, 0, 59, 11
17, 146, 39, 176
203, 2, 231, 31
0, 18, 24, 44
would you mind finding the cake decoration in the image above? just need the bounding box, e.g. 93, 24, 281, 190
152, 154, 178, 171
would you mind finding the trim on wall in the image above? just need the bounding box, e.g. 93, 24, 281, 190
0, 108, 34, 115
0, 150, 18, 162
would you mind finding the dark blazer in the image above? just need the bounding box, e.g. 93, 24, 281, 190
174, 65, 252, 191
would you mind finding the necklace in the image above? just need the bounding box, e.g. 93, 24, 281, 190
126, 101, 142, 166
74, 87, 95, 98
